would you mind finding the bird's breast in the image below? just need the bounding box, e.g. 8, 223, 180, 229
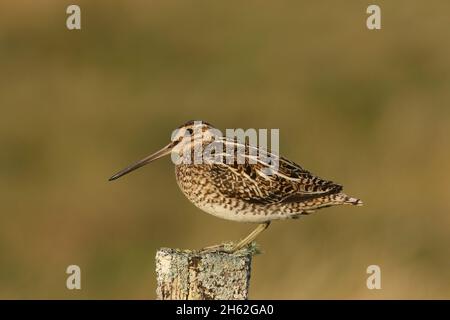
174, 164, 289, 223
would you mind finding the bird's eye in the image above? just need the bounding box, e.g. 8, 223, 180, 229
186, 128, 193, 135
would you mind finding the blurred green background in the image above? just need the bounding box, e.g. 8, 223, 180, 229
1, 1, 449, 299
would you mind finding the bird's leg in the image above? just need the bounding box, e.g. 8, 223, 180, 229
200, 222, 271, 253
230, 221, 271, 253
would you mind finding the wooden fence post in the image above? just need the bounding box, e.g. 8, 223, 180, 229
155, 247, 254, 300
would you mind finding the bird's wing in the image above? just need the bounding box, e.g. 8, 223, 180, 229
207, 138, 342, 205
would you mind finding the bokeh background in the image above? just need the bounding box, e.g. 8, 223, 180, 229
1, 0, 449, 299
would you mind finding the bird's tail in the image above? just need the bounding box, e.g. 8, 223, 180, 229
338, 193, 363, 206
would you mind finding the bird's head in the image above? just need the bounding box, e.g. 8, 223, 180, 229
108, 120, 219, 181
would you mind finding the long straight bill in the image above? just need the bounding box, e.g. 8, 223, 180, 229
108, 142, 175, 181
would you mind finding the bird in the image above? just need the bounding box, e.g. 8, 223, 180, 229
109, 120, 362, 253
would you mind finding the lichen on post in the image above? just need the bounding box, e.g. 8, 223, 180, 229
155, 245, 255, 300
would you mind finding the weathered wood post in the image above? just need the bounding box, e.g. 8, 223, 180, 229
155, 246, 255, 300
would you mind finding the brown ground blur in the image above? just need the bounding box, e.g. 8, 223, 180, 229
0, 1, 449, 299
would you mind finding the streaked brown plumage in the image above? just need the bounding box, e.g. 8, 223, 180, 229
109, 120, 362, 252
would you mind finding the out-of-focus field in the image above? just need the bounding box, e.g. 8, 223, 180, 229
0, 1, 449, 299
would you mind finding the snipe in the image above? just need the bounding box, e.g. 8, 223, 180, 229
109, 120, 362, 252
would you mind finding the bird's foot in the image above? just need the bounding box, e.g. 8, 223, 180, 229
199, 243, 233, 253
199, 242, 260, 254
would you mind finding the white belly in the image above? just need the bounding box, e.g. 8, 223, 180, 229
196, 201, 287, 223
